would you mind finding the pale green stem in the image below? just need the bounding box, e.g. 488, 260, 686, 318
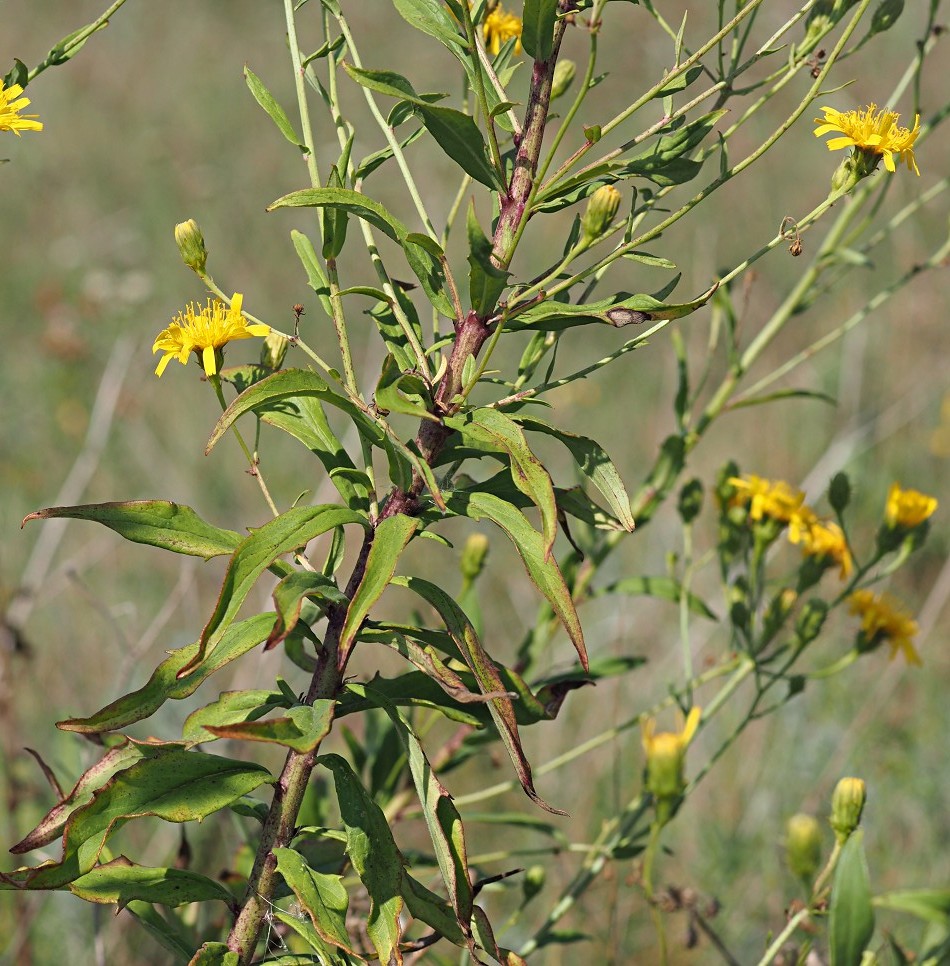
754, 906, 811, 966
642, 822, 669, 966
460, 2, 503, 171
283, 0, 321, 190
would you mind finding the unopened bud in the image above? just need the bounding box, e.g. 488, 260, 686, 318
830, 777, 866, 844
829, 472, 851, 514
786, 813, 822, 881
260, 330, 289, 370
830, 156, 863, 196
174, 219, 207, 274
460, 532, 490, 582
580, 185, 622, 241
551, 59, 576, 100
522, 864, 546, 903
794, 598, 828, 646
678, 478, 704, 524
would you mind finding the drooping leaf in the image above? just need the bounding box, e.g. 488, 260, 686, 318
69, 857, 235, 907
316, 754, 405, 964
401, 871, 469, 946
22, 501, 242, 561
830, 830, 875, 966
244, 65, 304, 149
392, 0, 465, 52
124, 899, 197, 961
521, 0, 559, 60
266, 570, 348, 650
56, 613, 275, 735
181, 689, 286, 745
516, 416, 635, 531
205, 701, 336, 753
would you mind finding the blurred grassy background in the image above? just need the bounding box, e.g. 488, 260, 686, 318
2, 2, 949, 963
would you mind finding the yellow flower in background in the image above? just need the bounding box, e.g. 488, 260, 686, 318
814, 103, 920, 175
483, 3, 522, 55
789, 508, 853, 579
728, 475, 804, 523
848, 589, 921, 665
885, 483, 937, 529
152, 293, 270, 377
642, 706, 701, 804
0, 80, 43, 134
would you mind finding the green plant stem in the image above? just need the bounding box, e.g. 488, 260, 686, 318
642, 822, 669, 966
812, 839, 843, 898
754, 905, 811, 966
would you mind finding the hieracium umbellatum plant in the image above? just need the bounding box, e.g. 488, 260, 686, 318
4, 1, 949, 963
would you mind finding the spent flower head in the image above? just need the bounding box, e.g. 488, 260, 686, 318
885, 483, 937, 530
848, 589, 921, 665
814, 103, 920, 177
483, 3, 522, 55
152, 293, 270, 378
0, 80, 43, 135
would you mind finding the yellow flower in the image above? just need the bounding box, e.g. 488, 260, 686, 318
642, 706, 701, 804
0, 80, 43, 135
814, 103, 920, 175
483, 4, 522, 55
885, 483, 937, 529
789, 508, 853, 579
728, 475, 804, 523
848, 589, 921, 665
152, 293, 270, 377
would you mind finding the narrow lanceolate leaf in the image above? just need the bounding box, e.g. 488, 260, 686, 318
516, 416, 635, 532
70, 857, 235, 907
392, 0, 465, 52
205, 700, 335, 753
338, 514, 418, 664
57, 613, 274, 735
274, 848, 359, 957
401, 872, 469, 946
830, 831, 875, 966
395, 575, 566, 815
185, 505, 366, 676
447, 491, 588, 671
521, 0, 559, 60
268, 187, 452, 316
22, 501, 242, 561
592, 576, 718, 620
873, 888, 950, 924
467, 199, 510, 316
446, 408, 559, 559
244, 65, 304, 149
2, 747, 272, 891
317, 754, 405, 965
182, 689, 286, 745
355, 682, 474, 929
375, 352, 433, 418
266, 570, 347, 650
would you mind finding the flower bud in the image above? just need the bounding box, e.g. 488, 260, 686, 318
786, 813, 822, 881
830, 777, 866, 844
174, 219, 208, 274
829, 472, 851, 514
551, 59, 576, 100
580, 185, 622, 242
522, 864, 546, 903
794, 597, 828, 647
830, 156, 863, 196
260, 330, 289, 370
678, 478, 704, 524
460, 532, 490, 582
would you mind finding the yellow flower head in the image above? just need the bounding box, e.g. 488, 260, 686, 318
789, 508, 853, 579
848, 589, 921, 665
0, 79, 43, 135
814, 103, 920, 175
885, 483, 937, 529
483, 4, 523, 55
728, 475, 804, 524
152, 293, 270, 378
642, 706, 701, 804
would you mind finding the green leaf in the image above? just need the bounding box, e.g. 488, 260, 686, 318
830, 830, 875, 966
521, 0, 559, 60
416, 103, 502, 189
394, 575, 565, 814
205, 701, 335, 753
446, 408, 559, 558
401, 872, 469, 946
56, 613, 275, 735
375, 352, 433, 418
446, 490, 587, 671
124, 899, 197, 961
244, 65, 304, 149
182, 689, 284, 745
188, 943, 239, 966
266, 570, 347, 650
353, 682, 475, 929
274, 848, 359, 957
69, 857, 235, 907
22, 501, 242, 561
290, 229, 332, 318
593, 575, 718, 620
185, 505, 366, 675
874, 889, 950, 925
467, 200, 510, 314
516, 415, 635, 532
4, 746, 272, 890
316, 754, 405, 964
367, 289, 427, 375
269, 187, 452, 316
392, 0, 465, 52
729, 388, 837, 410
338, 513, 419, 663
653, 64, 703, 96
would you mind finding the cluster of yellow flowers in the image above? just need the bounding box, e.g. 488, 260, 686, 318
0, 79, 43, 134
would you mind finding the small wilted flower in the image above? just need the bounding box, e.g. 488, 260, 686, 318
885, 483, 937, 530
580, 185, 622, 242
830, 777, 866, 845
152, 293, 271, 378
848, 589, 921, 665
483, 3, 522, 55
786, 813, 823, 881
814, 103, 920, 179
0, 79, 43, 134
551, 59, 576, 99
174, 219, 208, 274
728, 474, 804, 524
642, 707, 701, 824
